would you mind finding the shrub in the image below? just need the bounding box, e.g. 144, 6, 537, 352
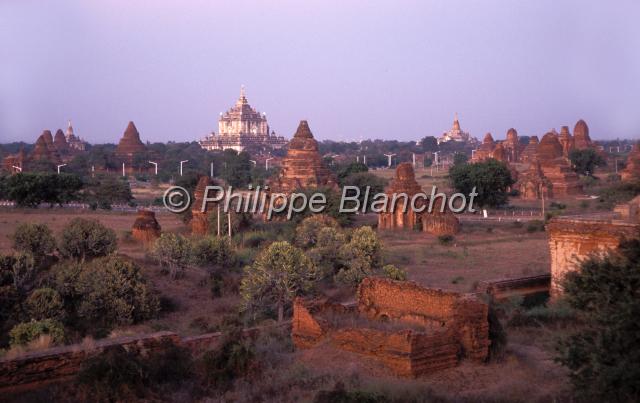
151, 233, 192, 279
9, 319, 65, 347
382, 264, 407, 281
76, 256, 159, 336
59, 218, 117, 261
437, 234, 454, 245
0, 252, 36, 292
526, 219, 546, 233
241, 241, 317, 322
25, 287, 65, 321
201, 329, 255, 391
146, 340, 193, 385
242, 231, 270, 248
11, 223, 56, 264
76, 345, 147, 401
192, 236, 236, 269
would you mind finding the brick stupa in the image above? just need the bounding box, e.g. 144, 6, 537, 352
268, 120, 337, 193
53, 129, 69, 155
572, 119, 592, 150
471, 133, 495, 162
30, 130, 60, 163
132, 210, 162, 245
520, 136, 539, 163
116, 121, 147, 163
503, 128, 521, 162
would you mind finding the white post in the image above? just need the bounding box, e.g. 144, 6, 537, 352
180, 160, 189, 176
384, 153, 396, 168
210, 162, 214, 177
12, 165, 22, 173
149, 161, 158, 175
228, 211, 232, 237
250, 160, 257, 166
217, 204, 221, 237
266, 158, 273, 170
412, 153, 416, 167
57, 164, 67, 174
122, 162, 125, 177
363, 155, 367, 166
91, 165, 95, 178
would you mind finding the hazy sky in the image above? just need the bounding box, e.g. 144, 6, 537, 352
1, 0, 639, 144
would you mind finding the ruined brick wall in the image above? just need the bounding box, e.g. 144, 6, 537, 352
547, 217, 639, 297
475, 274, 551, 301
293, 279, 490, 377
0, 324, 289, 394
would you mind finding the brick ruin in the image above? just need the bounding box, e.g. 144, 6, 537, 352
132, 209, 162, 245
547, 202, 640, 297
378, 163, 460, 236
292, 278, 489, 377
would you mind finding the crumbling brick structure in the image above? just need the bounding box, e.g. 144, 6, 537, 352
293, 278, 489, 377
475, 274, 551, 302
132, 209, 161, 245
547, 216, 639, 297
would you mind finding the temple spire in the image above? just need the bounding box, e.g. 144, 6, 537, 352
238, 85, 247, 104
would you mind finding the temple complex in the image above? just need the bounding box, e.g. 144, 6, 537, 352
268, 120, 337, 193
53, 129, 69, 156
547, 197, 640, 297
437, 113, 470, 144
30, 130, 61, 164
199, 87, 287, 152
621, 142, 640, 182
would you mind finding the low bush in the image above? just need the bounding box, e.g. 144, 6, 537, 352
201, 329, 255, 391
382, 265, 407, 281
9, 319, 65, 347
437, 234, 454, 245
25, 287, 65, 321
526, 220, 546, 233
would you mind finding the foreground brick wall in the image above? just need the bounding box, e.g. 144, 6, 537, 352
0, 323, 289, 394
293, 278, 490, 377
547, 217, 639, 297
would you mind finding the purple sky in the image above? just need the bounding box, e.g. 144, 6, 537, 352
1, 0, 639, 144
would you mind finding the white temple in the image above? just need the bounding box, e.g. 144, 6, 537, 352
437, 113, 470, 144
199, 87, 287, 152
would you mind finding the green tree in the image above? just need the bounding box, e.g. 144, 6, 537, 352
192, 236, 237, 269
295, 214, 340, 248
382, 264, 407, 281
221, 149, 252, 188
556, 238, 640, 401
335, 162, 369, 182
151, 233, 192, 279
83, 175, 133, 209
419, 136, 439, 152
453, 152, 468, 166
0, 252, 36, 292
11, 223, 56, 265
449, 159, 515, 208
336, 226, 383, 285
59, 218, 117, 261
569, 148, 606, 176
241, 241, 317, 322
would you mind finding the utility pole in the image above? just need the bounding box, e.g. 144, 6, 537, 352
148, 161, 158, 175
384, 153, 396, 168
57, 164, 67, 174
122, 162, 125, 177
412, 153, 416, 167
363, 155, 367, 166
180, 160, 189, 176
12, 165, 22, 173
265, 158, 274, 170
